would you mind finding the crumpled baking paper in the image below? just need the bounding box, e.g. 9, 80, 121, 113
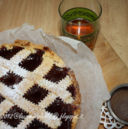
0, 23, 110, 129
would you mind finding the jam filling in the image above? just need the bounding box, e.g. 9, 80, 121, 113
44, 64, 69, 83
67, 85, 76, 99
23, 84, 48, 105
0, 94, 5, 104
19, 49, 44, 71
43, 46, 50, 51
1, 105, 28, 127
58, 118, 72, 129
0, 46, 23, 60
0, 71, 23, 89
46, 97, 74, 117
26, 119, 52, 129
46, 97, 75, 129
0, 46, 77, 129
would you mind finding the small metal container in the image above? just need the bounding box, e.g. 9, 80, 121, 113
107, 83, 128, 125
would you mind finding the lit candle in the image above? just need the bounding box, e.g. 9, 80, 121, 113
66, 19, 94, 40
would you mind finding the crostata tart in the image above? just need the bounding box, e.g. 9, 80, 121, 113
0, 40, 81, 129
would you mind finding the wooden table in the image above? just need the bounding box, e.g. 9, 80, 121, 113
0, 0, 128, 128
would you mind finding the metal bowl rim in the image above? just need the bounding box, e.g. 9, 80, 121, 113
107, 83, 128, 125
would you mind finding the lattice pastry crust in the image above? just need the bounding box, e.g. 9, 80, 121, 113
0, 40, 81, 129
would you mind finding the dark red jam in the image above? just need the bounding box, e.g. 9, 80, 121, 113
0, 72, 23, 89
23, 84, 48, 104
19, 49, 44, 71
44, 64, 69, 83
0, 46, 23, 60
1, 105, 28, 127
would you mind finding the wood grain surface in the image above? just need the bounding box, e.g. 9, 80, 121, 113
95, 34, 128, 129
0, 0, 127, 128
100, 0, 128, 68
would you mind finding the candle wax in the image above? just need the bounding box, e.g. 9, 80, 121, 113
66, 19, 94, 39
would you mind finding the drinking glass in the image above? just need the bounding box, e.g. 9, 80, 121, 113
58, 0, 102, 50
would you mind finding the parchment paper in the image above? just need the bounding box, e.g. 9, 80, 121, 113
0, 24, 110, 129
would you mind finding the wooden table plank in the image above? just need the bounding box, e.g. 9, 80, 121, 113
94, 34, 128, 90
94, 34, 128, 128
0, 0, 127, 68
0, 0, 60, 35
100, 0, 128, 68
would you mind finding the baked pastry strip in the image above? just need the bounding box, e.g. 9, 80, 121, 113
0, 83, 61, 128
0, 40, 81, 129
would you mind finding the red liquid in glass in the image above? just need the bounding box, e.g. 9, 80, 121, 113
66, 19, 94, 40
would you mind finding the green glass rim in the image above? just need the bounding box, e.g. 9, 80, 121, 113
58, 0, 102, 24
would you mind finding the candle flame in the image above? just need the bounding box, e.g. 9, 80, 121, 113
66, 19, 94, 40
